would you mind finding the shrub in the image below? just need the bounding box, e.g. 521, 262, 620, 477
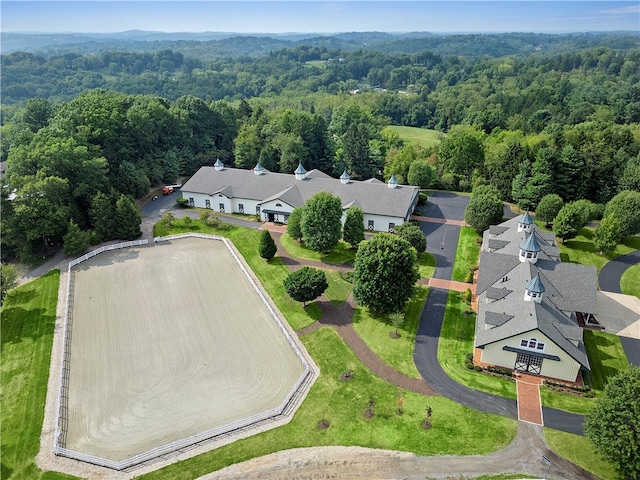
464, 288, 472, 304
474, 365, 483, 372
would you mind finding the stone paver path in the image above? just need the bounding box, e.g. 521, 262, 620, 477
516, 373, 544, 426
411, 214, 466, 226
427, 278, 475, 293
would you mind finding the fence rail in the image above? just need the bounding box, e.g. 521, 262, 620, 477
54, 234, 314, 471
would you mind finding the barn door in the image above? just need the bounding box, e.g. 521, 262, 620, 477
515, 353, 543, 375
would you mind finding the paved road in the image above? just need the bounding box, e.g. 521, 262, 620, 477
598, 249, 640, 293
414, 192, 586, 436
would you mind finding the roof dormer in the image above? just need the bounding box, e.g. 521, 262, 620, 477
524, 273, 545, 303
340, 170, 350, 184
254, 162, 264, 175
517, 210, 533, 233
388, 175, 398, 189
294, 163, 307, 180
519, 231, 542, 264
214, 158, 224, 171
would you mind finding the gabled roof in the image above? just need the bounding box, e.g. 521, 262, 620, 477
181, 166, 419, 219
475, 260, 590, 369
482, 216, 560, 261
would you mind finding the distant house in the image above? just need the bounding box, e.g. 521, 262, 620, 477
180, 161, 420, 232
474, 212, 596, 383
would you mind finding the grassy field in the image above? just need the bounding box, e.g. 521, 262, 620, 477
452, 226, 481, 282
544, 429, 618, 480
324, 269, 353, 306
418, 252, 436, 279
620, 263, 640, 298
138, 327, 516, 479
352, 287, 428, 379
155, 218, 321, 330
385, 125, 442, 149
558, 228, 640, 272
280, 233, 356, 265
438, 291, 517, 399
1, 271, 80, 480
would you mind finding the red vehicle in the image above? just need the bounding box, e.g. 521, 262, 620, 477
162, 183, 182, 195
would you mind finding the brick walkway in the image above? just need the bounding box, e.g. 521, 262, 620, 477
411, 215, 466, 226
516, 374, 544, 426
268, 232, 437, 397
427, 278, 475, 293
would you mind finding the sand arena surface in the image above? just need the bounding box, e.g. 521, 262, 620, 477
65, 237, 307, 462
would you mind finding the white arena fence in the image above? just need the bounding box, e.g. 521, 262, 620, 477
54, 234, 312, 471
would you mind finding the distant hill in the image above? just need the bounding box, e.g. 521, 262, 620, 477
2, 31, 638, 60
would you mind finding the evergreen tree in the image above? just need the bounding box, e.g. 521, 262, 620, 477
283, 266, 328, 306
559, 144, 585, 202
63, 220, 90, 256
114, 194, 142, 240
287, 207, 304, 241
90, 190, 118, 242
511, 158, 534, 209
259, 229, 277, 260
353, 233, 419, 315
301, 192, 343, 252
522, 147, 557, 208
342, 206, 365, 248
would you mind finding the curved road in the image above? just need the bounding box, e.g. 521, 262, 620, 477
415, 192, 585, 435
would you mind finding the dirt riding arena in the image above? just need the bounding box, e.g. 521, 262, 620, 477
62, 236, 309, 465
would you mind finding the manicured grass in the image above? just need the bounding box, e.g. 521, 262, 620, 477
452, 226, 481, 282
139, 327, 516, 479
1, 271, 81, 480
280, 233, 356, 265
352, 287, 428, 379
620, 263, 640, 298
538, 331, 627, 415
385, 125, 442, 149
438, 291, 517, 399
154, 218, 320, 330
324, 269, 352, 306
544, 429, 618, 480
558, 228, 640, 272
418, 252, 436, 279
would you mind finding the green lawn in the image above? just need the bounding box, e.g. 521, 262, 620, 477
385, 125, 442, 149
1, 271, 81, 480
139, 327, 516, 479
452, 226, 481, 282
324, 269, 353, 306
155, 218, 321, 330
352, 287, 428, 379
438, 291, 517, 399
544, 429, 618, 480
418, 252, 436, 279
620, 263, 640, 298
558, 228, 640, 272
280, 233, 356, 265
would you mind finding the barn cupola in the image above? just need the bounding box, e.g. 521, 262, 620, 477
517, 210, 533, 233
524, 273, 545, 303
214, 158, 224, 171
254, 162, 265, 175
340, 170, 350, 184
294, 163, 307, 180
519, 230, 542, 264
388, 175, 398, 189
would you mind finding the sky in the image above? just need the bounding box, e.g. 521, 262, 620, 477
2, 1, 639, 34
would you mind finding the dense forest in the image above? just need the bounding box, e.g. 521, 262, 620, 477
1, 32, 639, 261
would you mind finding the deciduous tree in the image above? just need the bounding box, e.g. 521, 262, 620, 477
585, 366, 640, 480
394, 223, 426, 255
603, 190, 640, 238
553, 202, 586, 241
593, 216, 620, 254
407, 159, 434, 188
287, 207, 304, 241
283, 266, 328, 306
353, 233, 419, 315
301, 192, 343, 252
464, 190, 504, 234
536, 194, 564, 227
342, 206, 364, 248
1, 263, 18, 304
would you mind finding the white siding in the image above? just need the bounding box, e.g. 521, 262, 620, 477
363, 214, 406, 233
481, 329, 581, 382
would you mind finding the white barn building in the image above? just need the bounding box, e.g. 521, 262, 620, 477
180, 162, 420, 232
